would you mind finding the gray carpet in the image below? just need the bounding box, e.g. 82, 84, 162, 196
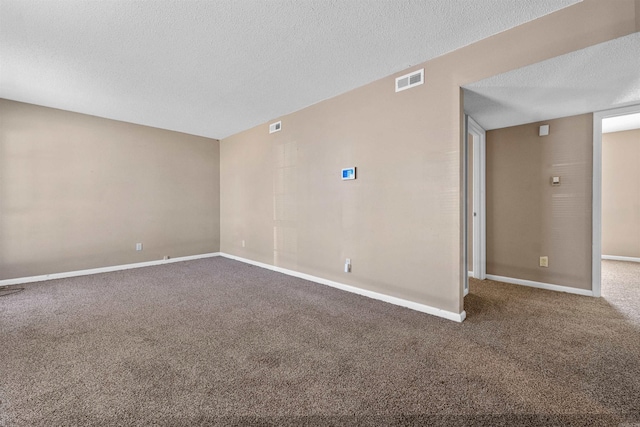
0, 257, 638, 426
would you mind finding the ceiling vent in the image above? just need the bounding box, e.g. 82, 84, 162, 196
269, 121, 282, 134
395, 69, 424, 92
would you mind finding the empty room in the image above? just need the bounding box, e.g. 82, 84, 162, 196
1, 1, 639, 425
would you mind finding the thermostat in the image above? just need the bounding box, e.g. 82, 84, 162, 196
341, 167, 356, 180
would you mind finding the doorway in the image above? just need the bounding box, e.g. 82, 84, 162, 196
593, 104, 640, 297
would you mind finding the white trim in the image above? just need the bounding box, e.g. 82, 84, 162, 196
602, 255, 640, 263
2, 251, 467, 322
219, 253, 466, 322
593, 111, 603, 297
0, 253, 221, 287
465, 271, 473, 296
463, 114, 470, 298
486, 274, 593, 297
463, 115, 486, 302
468, 116, 487, 281
593, 104, 640, 298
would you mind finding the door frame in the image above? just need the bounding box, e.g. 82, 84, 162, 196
464, 115, 486, 296
592, 103, 640, 297
469, 116, 486, 281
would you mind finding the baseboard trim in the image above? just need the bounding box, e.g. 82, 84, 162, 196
485, 274, 593, 297
219, 253, 466, 322
602, 255, 640, 263
1, 251, 466, 322
0, 253, 222, 287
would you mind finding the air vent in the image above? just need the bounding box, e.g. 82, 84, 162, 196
395, 69, 424, 92
269, 121, 282, 134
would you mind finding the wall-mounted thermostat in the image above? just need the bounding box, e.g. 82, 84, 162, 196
341, 167, 356, 180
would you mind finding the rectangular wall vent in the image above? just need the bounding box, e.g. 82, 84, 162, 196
395, 69, 424, 92
269, 121, 282, 134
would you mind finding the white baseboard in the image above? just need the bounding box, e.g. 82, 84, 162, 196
602, 255, 640, 263
0, 253, 221, 287
485, 274, 593, 297
219, 253, 466, 322
1, 251, 466, 323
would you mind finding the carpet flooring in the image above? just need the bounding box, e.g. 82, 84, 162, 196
0, 258, 638, 426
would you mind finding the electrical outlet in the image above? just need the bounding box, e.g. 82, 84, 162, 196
344, 258, 351, 273
242, 240, 245, 248
163, 255, 170, 260
135, 243, 143, 251
539, 256, 548, 268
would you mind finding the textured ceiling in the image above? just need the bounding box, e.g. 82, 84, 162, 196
0, 0, 580, 139
464, 32, 640, 131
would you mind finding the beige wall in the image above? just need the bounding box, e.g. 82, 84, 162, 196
485, 114, 593, 289
220, 1, 638, 314
0, 99, 220, 280
602, 129, 640, 259
2, 0, 637, 314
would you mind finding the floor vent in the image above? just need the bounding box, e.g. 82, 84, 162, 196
395, 69, 424, 92
269, 121, 282, 134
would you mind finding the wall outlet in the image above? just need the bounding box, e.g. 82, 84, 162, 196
163, 255, 170, 260
344, 258, 351, 273
539, 256, 549, 268
242, 240, 245, 248
135, 243, 143, 251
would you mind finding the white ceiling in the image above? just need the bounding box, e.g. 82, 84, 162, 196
0, 0, 580, 140
464, 32, 640, 131
602, 112, 640, 133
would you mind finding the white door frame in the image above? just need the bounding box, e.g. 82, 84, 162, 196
464, 115, 486, 296
469, 116, 486, 281
592, 103, 640, 297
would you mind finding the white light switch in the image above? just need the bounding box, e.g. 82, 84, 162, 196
136, 243, 143, 251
